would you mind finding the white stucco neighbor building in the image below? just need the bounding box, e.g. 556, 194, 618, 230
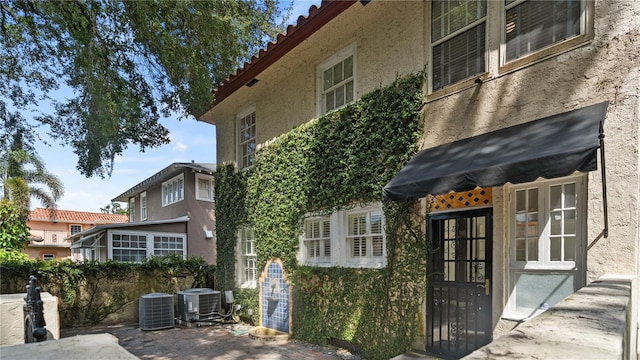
200, 0, 639, 357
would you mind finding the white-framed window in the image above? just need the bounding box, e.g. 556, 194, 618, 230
69, 225, 82, 235
237, 227, 257, 288
317, 43, 356, 116
505, 175, 586, 320
129, 197, 135, 222
301, 216, 332, 265
503, 0, 584, 64
111, 232, 146, 262
153, 235, 185, 257
428, 0, 589, 93
299, 203, 386, 268
140, 192, 147, 221
430, 0, 487, 92
237, 107, 256, 169
162, 174, 184, 206
196, 174, 214, 202
109, 231, 186, 263
345, 206, 385, 267
42, 253, 55, 261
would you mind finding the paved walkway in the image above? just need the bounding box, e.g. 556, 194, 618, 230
60, 323, 359, 360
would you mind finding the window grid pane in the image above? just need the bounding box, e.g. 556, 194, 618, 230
323, 55, 354, 113
112, 234, 147, 262
432, 23, 486, 91
239, 112, 256, 168
505, 0, 581, 62
304, 218, 331, 261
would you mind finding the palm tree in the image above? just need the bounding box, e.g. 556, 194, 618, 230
1, 134, 64, 211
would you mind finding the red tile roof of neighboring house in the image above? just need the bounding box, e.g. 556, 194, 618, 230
29, 208, 128, 224
209, 0, 358, 108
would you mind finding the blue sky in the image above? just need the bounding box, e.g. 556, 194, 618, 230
29, 0, 321, 212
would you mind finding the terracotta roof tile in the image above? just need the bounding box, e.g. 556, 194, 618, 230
29, 208, 128, 224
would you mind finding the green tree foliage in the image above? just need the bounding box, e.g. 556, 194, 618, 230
100, 201, 127, 215
0, 182, 30, 251
0, 0, 283, 177
1, 137, 63, 210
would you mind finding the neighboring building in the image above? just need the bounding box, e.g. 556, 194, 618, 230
199, 0, 639, 357
26, 208, 127, 261
69, 162, 217, 264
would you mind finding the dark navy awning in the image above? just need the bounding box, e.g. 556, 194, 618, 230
383, 102, 609, 201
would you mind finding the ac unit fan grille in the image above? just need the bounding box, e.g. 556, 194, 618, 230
139, 293, 174, 331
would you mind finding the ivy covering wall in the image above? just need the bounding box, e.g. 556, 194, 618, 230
214, 73, 427, 359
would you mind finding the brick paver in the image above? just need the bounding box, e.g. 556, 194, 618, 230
61, 323, 355, 360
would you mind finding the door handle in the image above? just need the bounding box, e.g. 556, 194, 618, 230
476, 279, 490, 296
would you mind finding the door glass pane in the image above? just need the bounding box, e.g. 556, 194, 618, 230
515, 238, 526, 261
550, 237, 561, 261
527, 238, 538, 261
564, 236, 575, 261
550, 210, 562, 235
528, 188, 538, 211
516, 190, 526, 212
564, 183, 576, 207
526, 213, 538, 236
550, 185, 562, 210
564, 210, 576, 234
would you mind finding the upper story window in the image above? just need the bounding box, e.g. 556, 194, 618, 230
70, 224, 82, 235
129, 197, 135, 222
504, 0, 583, 63
429, 0, 589, 94
238, 107, 256, 169
196, 174, 214, 202
318, 44, 356, 115
299, 203, 386, 268
140, 192, 147, 221
162, 174, 184, 206
431, 0, 487, 91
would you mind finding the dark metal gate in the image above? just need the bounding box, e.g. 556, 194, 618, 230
427, 208, 492, 358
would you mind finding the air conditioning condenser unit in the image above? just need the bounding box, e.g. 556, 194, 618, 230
139, 292, 175, 331
176, 288, 221, 322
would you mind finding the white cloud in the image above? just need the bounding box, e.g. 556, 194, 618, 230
173, 141, 188, 153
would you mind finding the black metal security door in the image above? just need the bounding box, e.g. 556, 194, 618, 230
427, 208, 492, 358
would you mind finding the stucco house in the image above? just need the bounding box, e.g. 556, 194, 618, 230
25, 208, 127, 260
69, 162, 217, 264
199, 0, 639, 358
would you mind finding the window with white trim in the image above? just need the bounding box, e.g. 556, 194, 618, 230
237, 108, 256, 169
140, 192, 147, 221
70, 225, 82, 235
237, 227, 257, 288
299, 203, 386, 268
162, 174, 184, 206
153, 235, 185, 257
129, 197, 135, 222
112, 233, 147, 262
42, 253, 55, 261
109, 231, 186, 262
504, 0, 583, 63
301, 216, 331, 265
196, 174, 214, 202
506, 175, 586, 319
430, 0, 487, 91
318, 44, 356, 115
